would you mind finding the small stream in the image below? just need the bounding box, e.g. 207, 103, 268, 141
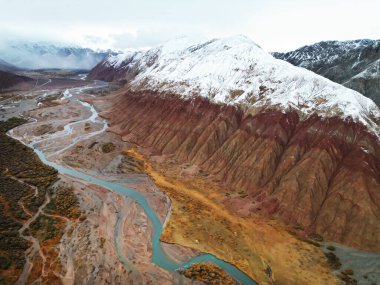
14, 81, 257, 285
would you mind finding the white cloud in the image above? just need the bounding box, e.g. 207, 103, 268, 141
0, 0, 379, 52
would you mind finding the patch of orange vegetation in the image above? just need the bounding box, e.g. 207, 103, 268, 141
27, 210, 77, 284
180, 262, 236, 285
40, 219, 71, 284
124, 147, 338, 285
0, 194, 27, 224
26, 255, 43, 285
0, 262, 23, 285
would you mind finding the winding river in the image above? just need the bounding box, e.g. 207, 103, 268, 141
13, 81, 257, 285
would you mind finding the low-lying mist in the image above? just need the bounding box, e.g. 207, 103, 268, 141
0, 41, 113, 70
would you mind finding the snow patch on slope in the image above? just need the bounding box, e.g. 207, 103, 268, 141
351, 58, 380, 80
105, 53, 130, 68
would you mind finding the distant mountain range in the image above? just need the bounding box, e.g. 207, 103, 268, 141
273, 39, 380, 106
0, 42, 114, 70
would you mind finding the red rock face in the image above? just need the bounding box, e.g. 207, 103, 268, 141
107, 90, 380, 252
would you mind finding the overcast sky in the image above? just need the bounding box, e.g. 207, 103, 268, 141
0, 0, 379, 52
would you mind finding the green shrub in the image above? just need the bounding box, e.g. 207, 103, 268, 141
343, 269, 354, 275
101, 142, 116, 153
327, 245, 335, 251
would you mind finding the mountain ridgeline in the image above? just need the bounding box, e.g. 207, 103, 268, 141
273, 39, 380, 106
89, 36, 380, 252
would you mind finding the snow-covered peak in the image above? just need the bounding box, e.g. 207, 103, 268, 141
158, 35, 207, 54
273, 39, 380, 68
97, 36, 380, 134
104, 52, 134, 68
153, 35, 261, 56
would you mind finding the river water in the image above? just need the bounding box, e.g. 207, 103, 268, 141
16, 81, 257, 285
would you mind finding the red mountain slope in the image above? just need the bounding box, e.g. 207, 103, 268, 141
106, 91, 380, 252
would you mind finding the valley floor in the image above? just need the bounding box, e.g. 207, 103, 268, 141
1, 77, 379, 285
1, 81, 201, 284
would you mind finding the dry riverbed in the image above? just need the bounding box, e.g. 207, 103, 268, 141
6, 83, 212, 284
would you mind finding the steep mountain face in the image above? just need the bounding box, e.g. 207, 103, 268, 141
0, 42, 112, 70
0, 70, 33, 90
273, 39, 380, 106
88, 52, 142, 81
91, 36, 380, 252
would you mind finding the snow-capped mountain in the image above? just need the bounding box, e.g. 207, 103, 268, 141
0, 42, 113, 70
88, 50, 142, 82
89, 35, 380, 257
273, 39, 380, 106
90, 35, 380, 134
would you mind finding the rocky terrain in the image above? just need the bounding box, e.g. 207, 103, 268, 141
103, 90, 380, 252
87, 35, 380, 284
87, 53, 140, 82
273, 39, 380, 106
1, 34, 380, 285
89, 36, 380, 251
